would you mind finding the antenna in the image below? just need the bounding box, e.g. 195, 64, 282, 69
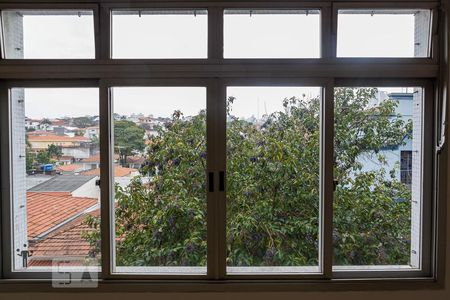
257, 97, 260, 119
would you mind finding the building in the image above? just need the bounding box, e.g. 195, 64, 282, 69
26, 192, 98, 267
27, 134, 91, 151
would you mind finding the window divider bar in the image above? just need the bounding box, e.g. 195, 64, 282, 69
93, 4, 101, 60
0, 82, 12, 279
321, 80, 334, 278
321, 5, 332, 59
208, 7, 223, 60
217, 79, 227, 279
99, 81, 113, 279
207, 79, 220, 279
99, 4, 111, 60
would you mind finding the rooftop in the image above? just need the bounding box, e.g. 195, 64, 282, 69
27, 174, 95, 192
27, 134, 91, 142
27, 192, 98, 239
80, 166, 137, 177
56, 164, 84, 172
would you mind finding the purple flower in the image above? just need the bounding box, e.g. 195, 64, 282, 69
168, 215, 176, 227
186, 244, 195, 253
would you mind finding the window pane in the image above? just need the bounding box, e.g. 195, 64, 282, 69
337, 9, 431, 57
333, 87, 423, 270
112, 10, 207, 59
111, 87, 207, 274
10, 88, 100, 271
226, 87, 322, 274
224, 9, 321, 58
1, 10, 95, 59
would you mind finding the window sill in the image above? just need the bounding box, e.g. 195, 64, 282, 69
0, 277, 442, 293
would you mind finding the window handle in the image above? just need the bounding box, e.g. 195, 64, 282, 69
208, 172, 214, 192
219, 171, 225, 192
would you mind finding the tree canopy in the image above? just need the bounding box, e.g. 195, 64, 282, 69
114, 120, 146, 166
84, 88, 412, 267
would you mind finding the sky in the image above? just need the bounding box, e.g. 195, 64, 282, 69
3, 10, 425, 119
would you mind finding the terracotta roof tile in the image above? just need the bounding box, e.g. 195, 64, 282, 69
27, 135, 90, 142
80, 166, 137, 177
28, 209, 99, 262
126, 155, 145, 164
80, 154, 100, 163
56, 164, 83, 172
27, 192, 98, 239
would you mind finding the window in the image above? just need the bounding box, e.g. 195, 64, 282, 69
111, 10, 208, 59
1, 10, 96, 59
0, 0, 445, 291
9, 87, 100, 272
401, 151, 413, 186
224, 9, 321, 58
110, 86, 207, 274
333, 87, 428, 273
336, 9, 432, 58
226, 86, 322, 274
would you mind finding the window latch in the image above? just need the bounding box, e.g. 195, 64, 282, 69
219, 171, 225, 192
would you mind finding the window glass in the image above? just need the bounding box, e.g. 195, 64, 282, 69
1, 10, 95, 59
112, 10, 207, 59
224, 9, 321, 58
333, 87, 423, 269
111, 87, 207, 274
226, 86, 322, 274
10, 88, 100, 271
337, 9, 431, 57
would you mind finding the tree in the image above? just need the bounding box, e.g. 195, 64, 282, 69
84, 88, 412, 267
36, 150, 51, 165
25, 135, 34, 171
47, 144, 62, 160
114, 120, 146, 166
72, 116, 96, 128
39, 118, 52, 130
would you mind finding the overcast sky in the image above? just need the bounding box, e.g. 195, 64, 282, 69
11, 11, 420, 119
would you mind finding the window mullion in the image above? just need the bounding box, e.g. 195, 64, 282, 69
217, 80, 227, 279
321, 4, 333, 59
99, 4, 111, 60
321, 80, 334, 278
208, 6, 224, 60
207, 79, 220, 279
99, 81, 113, 279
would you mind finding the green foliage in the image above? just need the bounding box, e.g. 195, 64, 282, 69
25, 135, 34, 171
47, 144, 62, 160
226, 95, 321, 266
26, 148, 35, 171
28, 143, 63, 169
36, 150, 51, 165
72, 116, 96, 128
114, 120, 146, 166
333, 88, 411, 265
84, 88, 412, 267
39, 118, 52, 126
